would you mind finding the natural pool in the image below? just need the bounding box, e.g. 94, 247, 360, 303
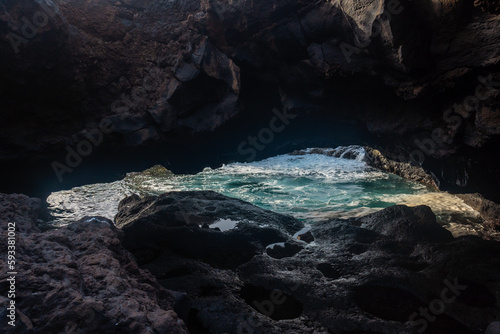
47, 146, 483, 237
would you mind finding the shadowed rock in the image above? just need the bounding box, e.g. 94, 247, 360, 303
364, 147, 439, 190
0, 192, 498, 333
114, 193, 500, 333
0, 193, 188, 334
266, 241, 304, 259
357, 205, 455, 243
115, 191, 304, 268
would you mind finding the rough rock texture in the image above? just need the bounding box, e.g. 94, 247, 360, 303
0, 0, 241, 160
115, 191, 304, 268
291, 145, 441, 190
364, 147, 440, 190
0, 193, 188, 334
363, 148, 500, 230
457, 193, 500, 231
1, 0, 500, 201
117, 191, 500, 334
0, 193, 42, 233
357, 205, 454, 243
290, 145, 365, 160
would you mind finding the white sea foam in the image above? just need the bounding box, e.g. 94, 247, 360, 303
46, 147, 485, 238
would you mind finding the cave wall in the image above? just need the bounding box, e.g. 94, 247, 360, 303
1, 0, 499, 200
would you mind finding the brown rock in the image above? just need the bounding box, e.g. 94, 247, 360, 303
0, 193, 188, 334
456, 193, 500, 232
364, 147, 439, 190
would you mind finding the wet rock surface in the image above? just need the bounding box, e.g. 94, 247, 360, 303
290, 146, 365, 161
117, 191, 500, 334
364, 147, 440, 190
115, 191, 304, 269
0, 193, 188, 334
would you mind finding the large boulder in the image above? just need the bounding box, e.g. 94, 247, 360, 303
357, 204, 455, 243
115, 191, 304, 268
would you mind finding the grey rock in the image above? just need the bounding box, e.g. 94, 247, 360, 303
115, 191, 304, 269
115, 192, 500, 333
357, 205, 455, 243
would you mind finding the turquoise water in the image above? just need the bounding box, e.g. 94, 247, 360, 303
47, 146, 449, 225
125, 151, 428, 221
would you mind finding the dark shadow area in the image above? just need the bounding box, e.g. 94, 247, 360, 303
239, 283, 303, 320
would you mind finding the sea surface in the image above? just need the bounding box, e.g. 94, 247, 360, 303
47, 146, 486, 237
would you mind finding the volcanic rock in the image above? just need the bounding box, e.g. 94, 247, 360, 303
115, 191, 500, 333
0, 193, 188, 334
115, 191, 304, 269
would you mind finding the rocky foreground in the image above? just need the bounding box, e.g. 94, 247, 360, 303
0, 194, 188, 333
1, 0, 500, 199
1, 191, 500, 333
